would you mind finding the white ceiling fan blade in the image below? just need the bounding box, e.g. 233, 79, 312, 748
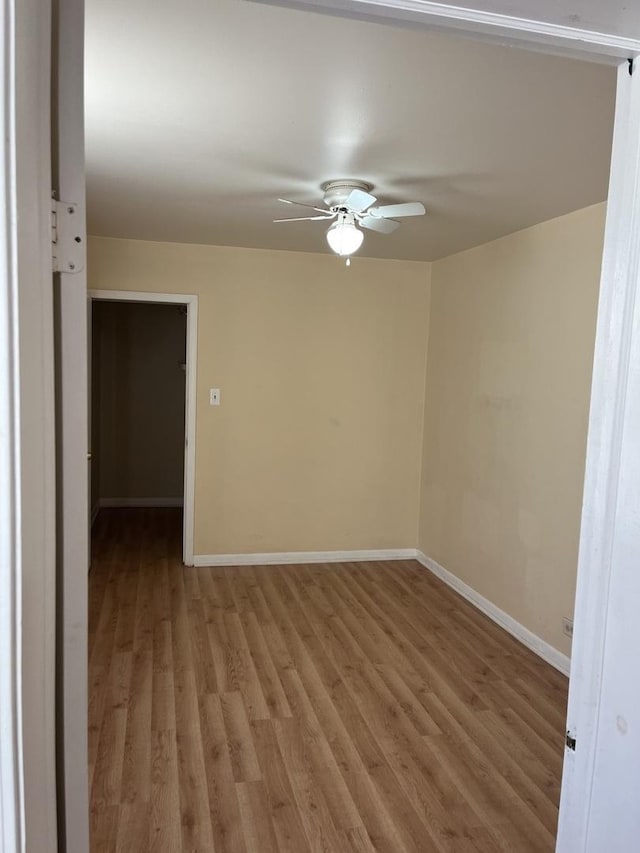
273, 215, 334, 222
360, 215, 400, 234
370, 202, 426, 218
345, 189, 376, 213
278, 197, 330, 215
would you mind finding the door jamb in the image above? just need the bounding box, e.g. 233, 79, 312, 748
89, 289, 198, 566
0, 0, 58, 850
250, 0, 640, 62
556, 57, 640, 851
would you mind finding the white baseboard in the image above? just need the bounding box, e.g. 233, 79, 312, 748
188, 543, 569, 675
99, 497, 184, 508
416, 551, 570, 676
193, 548, 417, 567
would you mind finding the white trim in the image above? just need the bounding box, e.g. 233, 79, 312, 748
416, 552, 571, 676
89, 289, 197, 566
253, 0, 640, 61
556, 59, 640, 853
193, 548, 417, 566
99, 497, 184, 508
0, 0, 58, 849
55, 0, 90, 846
0, 2, 25, 849
195, 545, 571, 674
184, 295, 197, 567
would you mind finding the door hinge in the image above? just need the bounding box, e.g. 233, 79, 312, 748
51, 198, 86, 274
566, 730, 577, 751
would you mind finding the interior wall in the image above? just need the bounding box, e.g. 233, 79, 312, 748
93, 300, 187, 502
89, 204, 604, 654
88, 238, 431, 555
419, 202, 606, 654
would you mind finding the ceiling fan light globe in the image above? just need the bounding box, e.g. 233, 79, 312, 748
326, 220, 364, 256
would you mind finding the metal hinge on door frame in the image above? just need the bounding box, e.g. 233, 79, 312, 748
51, 197, 86, 274
566, 729, 577, 751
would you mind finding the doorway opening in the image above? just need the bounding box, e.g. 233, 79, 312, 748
89, 290, 197, 565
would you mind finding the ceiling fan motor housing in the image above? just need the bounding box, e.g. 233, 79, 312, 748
321, 179, 374, 210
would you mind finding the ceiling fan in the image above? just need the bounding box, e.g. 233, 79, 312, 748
274, 179, 426, 263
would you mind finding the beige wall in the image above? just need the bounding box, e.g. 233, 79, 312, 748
93, 300, 186, 502
419, 203, 605, 654
88, 238, 431, 555
89, 204, 604, 654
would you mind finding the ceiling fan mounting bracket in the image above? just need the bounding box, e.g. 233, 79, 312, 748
321, 179, 374, 209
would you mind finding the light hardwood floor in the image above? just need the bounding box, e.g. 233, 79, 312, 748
89, 508, 568, 852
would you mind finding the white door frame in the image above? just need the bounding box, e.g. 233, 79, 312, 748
54, 0, 90, 849
255, 0, 640, 61
89, 289, 198, 566
0, 0, 58, 850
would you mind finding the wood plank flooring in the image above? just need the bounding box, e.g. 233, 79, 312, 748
89, 508, 569, 852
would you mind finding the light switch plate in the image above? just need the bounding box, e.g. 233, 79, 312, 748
209, 388, 220, 406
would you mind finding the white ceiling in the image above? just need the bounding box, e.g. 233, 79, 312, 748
85, 0, 616, 261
